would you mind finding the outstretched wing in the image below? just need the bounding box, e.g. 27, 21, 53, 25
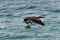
32, 19, 45, 26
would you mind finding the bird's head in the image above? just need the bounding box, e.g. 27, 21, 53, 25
24, 18, 31, 24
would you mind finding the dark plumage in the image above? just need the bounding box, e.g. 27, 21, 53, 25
24, 16, 45, 26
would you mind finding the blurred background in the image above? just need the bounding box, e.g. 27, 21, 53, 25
0, 0, 60, 40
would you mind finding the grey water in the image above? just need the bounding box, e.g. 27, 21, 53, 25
0, 0, 60, 40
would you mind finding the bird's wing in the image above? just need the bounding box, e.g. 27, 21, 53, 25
33, 19, 45, 26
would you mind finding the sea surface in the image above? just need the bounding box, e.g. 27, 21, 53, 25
0, 0, 60, 40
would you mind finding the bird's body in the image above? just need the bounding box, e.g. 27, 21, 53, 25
24, 16, 45, 26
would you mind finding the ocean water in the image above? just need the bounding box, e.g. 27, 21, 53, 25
0, 0, 60, 40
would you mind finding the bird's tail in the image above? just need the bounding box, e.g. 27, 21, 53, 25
37, 16, 45, 18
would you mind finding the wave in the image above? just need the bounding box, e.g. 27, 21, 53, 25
1, 35, 32, 39
27, 6, 36, 9
0, 14, 21, 18
15, 7, 26, 10
48, 9, 60, 12
0, 8, 7, 11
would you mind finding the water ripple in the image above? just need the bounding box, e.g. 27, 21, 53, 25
27, 6, 37, 9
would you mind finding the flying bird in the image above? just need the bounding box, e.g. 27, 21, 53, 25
24, 16, 45, 26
